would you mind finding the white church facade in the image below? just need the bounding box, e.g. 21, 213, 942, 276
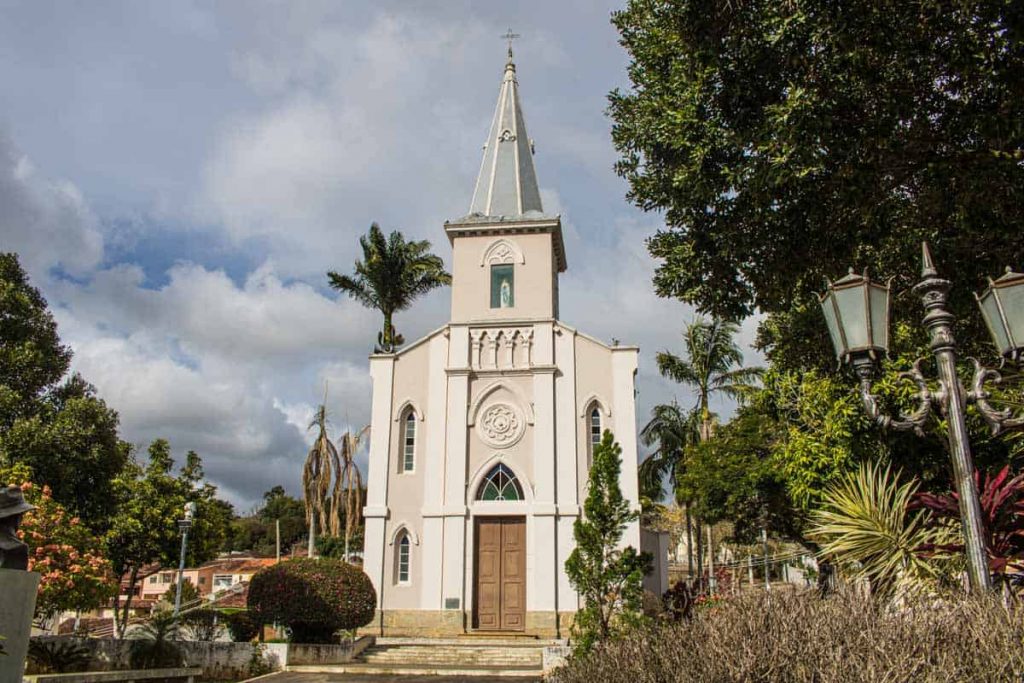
361, 51, 642, 637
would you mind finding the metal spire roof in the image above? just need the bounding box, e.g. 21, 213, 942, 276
468, 49, 543, 218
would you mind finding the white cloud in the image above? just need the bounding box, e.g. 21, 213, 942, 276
0, 1, 770, 509
41, 256, 383, 509
0, 134, 103, 276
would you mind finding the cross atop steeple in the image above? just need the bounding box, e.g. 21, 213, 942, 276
468, 41, 543, 218
501, 28, 520, 62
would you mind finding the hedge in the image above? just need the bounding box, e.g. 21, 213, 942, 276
247, 558, 376, 643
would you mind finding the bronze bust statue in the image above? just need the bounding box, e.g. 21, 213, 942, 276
0, 485, 35, 570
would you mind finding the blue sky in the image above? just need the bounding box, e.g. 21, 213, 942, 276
0, 1, 760, 510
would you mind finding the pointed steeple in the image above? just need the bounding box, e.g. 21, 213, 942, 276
468, 49, 543, 218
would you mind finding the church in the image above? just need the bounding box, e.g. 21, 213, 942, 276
360, 49, 643, 638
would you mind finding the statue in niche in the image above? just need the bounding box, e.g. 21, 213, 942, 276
0, 485, 35, 570
500, 279, 512, 308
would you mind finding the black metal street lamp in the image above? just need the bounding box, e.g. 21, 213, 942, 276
820, 243, 1024, 593
173, 501, 197, 617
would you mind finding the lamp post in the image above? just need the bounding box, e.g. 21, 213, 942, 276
173, 501, 197, 617
819, 243, 1024, 593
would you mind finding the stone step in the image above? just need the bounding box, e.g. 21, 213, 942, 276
375, 636, 563, 647
285, 663, 541, 677
363, 646, 542, 655
360, 656, 541, 665
360, 654, 541, 664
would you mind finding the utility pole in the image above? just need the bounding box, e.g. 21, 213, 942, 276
275, 519, 281, 562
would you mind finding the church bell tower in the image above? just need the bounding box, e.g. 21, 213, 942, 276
445, 48, 566, 324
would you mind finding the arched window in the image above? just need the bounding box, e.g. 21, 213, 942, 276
396, 532, 411, 584
590, 407, 602, 448
490, 264, 515, 309
402, 411, 416, 472
476, 463, 524, 501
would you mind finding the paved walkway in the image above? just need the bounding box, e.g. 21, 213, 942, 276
252, 673, 541, 683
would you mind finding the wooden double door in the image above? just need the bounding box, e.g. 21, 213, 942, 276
473, 516, 526, 631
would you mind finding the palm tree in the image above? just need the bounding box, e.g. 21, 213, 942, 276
304, 404, 338, 558
639, 401, 700, 575
649, 317, 761, 582
657, 317, 762, 440
331, 425, 369, 559
328, 223, 452, 352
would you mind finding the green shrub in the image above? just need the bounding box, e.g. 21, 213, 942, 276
550, 590, 1024, 683
181, 609, 224, 641
128, 611, 184, 669
247, 558, 376, 643
224, 611, 260, 643
28, 639, 91, 673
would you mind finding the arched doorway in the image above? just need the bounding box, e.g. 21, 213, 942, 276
473, 464, 527, 631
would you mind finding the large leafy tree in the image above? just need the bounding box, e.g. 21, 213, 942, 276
0, 253, 70, 421
224, 486, 307, 557
676, 409, 801, 544
105, 440, 226, 638
1, 462, 116, 622
610, 0, 1024, 369
0, 253, 129, 529
328, 223, 451, 352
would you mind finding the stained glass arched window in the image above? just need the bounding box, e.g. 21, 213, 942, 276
476, 463, 524, 501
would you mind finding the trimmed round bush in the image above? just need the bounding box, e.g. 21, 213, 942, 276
224, 611, 260, 642
247, 558, 376, 643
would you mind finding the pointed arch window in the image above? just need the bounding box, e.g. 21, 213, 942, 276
590, 408, 602, 447
395, 532, 411, 584
476, 463, 524, 501
402, 411, 416, 473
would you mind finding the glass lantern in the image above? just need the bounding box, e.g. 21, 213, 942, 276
976, 267, 1024, 361
819, 269, 891, 363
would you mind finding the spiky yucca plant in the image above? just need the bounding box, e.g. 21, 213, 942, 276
808, 462, 956, 597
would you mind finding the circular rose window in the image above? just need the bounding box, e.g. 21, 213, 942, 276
477, 403, 526, 448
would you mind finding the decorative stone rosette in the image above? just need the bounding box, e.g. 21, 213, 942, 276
477, 403, 525, 448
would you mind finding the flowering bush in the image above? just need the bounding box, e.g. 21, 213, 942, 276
2, 463, 115, 619
247, 558, 376, 643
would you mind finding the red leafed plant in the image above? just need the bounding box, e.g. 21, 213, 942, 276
912, 466, 1024, 575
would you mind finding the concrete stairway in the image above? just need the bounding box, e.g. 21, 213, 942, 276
286, 637, 556, 678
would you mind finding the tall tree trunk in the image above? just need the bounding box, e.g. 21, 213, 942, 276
685, 504, 694, 578
694, 517, 704, 591
382, 312, 394, 351
343, 460, 353, 560
115, 565, 139, 640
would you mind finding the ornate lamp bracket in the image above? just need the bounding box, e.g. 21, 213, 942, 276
967, 358, 1024, 435
852, 356, 932, 436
